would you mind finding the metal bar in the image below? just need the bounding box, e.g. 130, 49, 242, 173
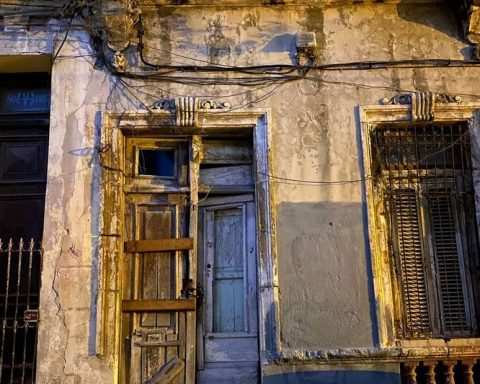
375, 123, 476, 339
10, 238, 24, 383
21, 239, 34, 383
0, 239, 13, 383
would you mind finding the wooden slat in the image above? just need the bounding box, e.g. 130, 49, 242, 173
199, 165, 253, 186
429, 195, 469, 334
122, 299, 196, 313
134, 340, 181, 348
202, 139, 253, 165
124, 238, 193, 253
145, 356, 185, 384
393, 191, 431, 336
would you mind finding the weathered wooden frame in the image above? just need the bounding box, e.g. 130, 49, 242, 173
360, 100, 480, 348
97, 107, 279, 383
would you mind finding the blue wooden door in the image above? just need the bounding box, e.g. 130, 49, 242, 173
197, 195, 259, 383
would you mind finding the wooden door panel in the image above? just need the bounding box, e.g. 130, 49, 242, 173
137, 204, 179, 328
131, 327, 185, 384
205, 336, 258, 363
199, 197, 259, 381
125, 195, 189, 384
0, 138, 47, 181
210, 207, 245, 333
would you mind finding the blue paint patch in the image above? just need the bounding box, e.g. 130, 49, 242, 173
88, 110, 103, 356
264, 370, 400, 384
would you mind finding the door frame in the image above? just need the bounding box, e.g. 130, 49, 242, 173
99, 105, 279, 383
197, 195, 258, 371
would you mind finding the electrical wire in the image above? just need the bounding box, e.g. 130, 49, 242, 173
116, 74, 291, 115
200, 145, 370, 186
0, 2, 64, 7
52, 13, 75, 61
115, 78, 278, 99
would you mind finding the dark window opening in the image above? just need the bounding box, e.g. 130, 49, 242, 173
138, 149, 175, 177
372, 123, 479, 339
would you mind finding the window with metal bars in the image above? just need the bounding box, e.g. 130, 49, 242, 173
371, 123, 480, 339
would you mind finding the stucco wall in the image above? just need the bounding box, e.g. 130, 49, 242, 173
2, 2, 479, 383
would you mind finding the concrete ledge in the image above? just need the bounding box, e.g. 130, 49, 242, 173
263, 363, 400, 384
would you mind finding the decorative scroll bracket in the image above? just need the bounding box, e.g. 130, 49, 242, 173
381, 92, 462, 122
151, 97, 232, 127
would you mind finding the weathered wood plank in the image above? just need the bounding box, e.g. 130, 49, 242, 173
199, 185, 255, 194
205, 336, 259, 363
186, 135, 201, 384
200, 165, 253, 186
202, 139, 252, 165
122, 299, 196, 313
196, 363, 258, 384
133, 340, 181, 348
145, 356, 185, 384
198, 194, 253, 207
124, 238, 193, 253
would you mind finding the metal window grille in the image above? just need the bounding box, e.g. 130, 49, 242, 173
372, 124, 478, 338
0, 238, 41, 384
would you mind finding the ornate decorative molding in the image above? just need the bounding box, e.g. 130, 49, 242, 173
175, 97, 198, 127
381, 92, 462, 122
151, 98, 175, 111
200, 100, 232, 110
435, 93, 463, 104
150, 97, 232, 126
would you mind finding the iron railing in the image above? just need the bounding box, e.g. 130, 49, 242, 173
0, 239, 41, 384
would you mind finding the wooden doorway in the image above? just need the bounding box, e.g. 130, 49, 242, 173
196, 138, 259, 383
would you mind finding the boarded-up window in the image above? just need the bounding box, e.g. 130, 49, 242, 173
372, 124, 479, 338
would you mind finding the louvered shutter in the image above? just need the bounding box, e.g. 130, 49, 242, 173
393, 191, 432, 337
429, 194, 470, 335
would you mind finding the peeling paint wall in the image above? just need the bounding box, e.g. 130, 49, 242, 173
2, 2, 479, 383
33, 31, 116, 384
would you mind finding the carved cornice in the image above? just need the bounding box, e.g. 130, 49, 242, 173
127, 0, 441, 7
381, 92, 462, 122
278, 343, 480, 365
150, 97, 232, 127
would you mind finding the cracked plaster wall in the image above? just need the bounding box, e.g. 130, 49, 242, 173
1, 2, 478, 383
33, 31, 117, 384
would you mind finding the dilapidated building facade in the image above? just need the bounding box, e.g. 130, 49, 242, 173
1, 1, 480, 383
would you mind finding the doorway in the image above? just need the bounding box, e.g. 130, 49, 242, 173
196, 137, 259, 383
197, 195, 259, 383
0, 73, 50, 384
118, 132, 262, 384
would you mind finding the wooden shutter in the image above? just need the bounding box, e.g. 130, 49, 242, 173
429, 194, 470, 335
393, 191, 432, 337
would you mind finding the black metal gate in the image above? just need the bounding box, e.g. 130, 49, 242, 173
0, 239, 41, 384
